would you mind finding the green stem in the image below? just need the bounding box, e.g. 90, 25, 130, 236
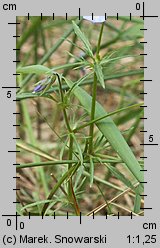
88, 23, 104, 154
68, 135, 73, 197
68, 135, 80, 216
17, 159, 144, 169
57, 74, 71, 132
96, 22, 105, 60
88, 72, 98, 154
57, 73, 80, 215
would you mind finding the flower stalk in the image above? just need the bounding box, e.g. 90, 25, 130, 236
57, 73, 80, 215
89, 22, 105, 154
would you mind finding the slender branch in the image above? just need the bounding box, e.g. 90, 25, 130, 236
88, 23, 104, 154
96, 22, 105, 60
57, 73, 80, 215
73, 102, 143, 133
56, 73, 71, 132
88, 72, 98, 154
68, 135, 80, 215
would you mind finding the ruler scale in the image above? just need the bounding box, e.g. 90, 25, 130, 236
0, 0, 160, 247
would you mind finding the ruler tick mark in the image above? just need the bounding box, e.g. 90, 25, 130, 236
140, 143, 158, 146
140, 207, 152, 210
8, 151, 20, 153
117, 13, 119, 20
16, 212, 18, 231
8, 22, 20, 25
142, 1, 145, 20
2, 86, 20, 89
106, 212, 108, 219
80, 212, 82, 224
140, 79, 152, 82
2, 214, 20, 217
118, 212, 120, 219
78, 8, 81, 20
140, 16, 158, 18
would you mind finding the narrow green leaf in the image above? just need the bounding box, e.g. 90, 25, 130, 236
21, 200, 54, 211
94, 63, 105, 88
39, 75, 57, 96
16, 70, 144, 101
64, 78, 144, 189
101, 55, 136, 66
89, 157, 94, 187
16, 17, 43, 49
17, 65, 50, 75
74, 165, 84, 190
16, 207, 23, 216
71, 133, 83, 166
17, 21, 82, 91
123, 24, 144, 39
16, 141, 55, 161
72, 21, 93, 58
106, 164, 137, 193
42, 164, 79, 215
134, 184, 143, 213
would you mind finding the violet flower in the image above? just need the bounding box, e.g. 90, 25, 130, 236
32, 83, 46, 93
83, 16, 107, 24
32, 78, 48, 93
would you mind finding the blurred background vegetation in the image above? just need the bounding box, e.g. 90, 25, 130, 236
16, 16, 144, 216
